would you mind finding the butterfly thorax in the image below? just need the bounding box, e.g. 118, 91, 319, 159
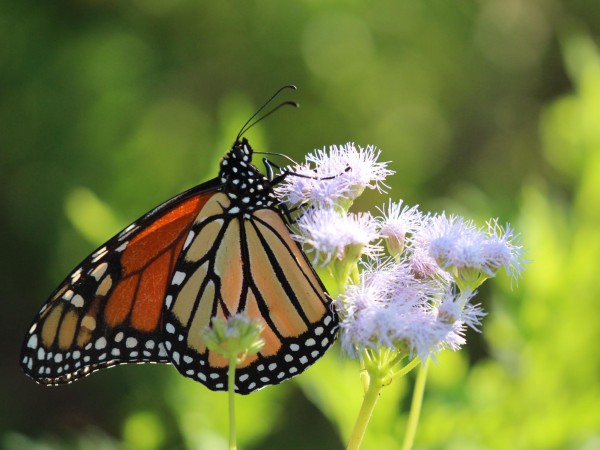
218, 138, 276, 214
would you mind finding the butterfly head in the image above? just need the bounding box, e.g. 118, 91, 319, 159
219, 138, 275, 212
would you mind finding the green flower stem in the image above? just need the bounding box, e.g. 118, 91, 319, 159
228, 357, 237, 450
346, 372, 383, 450
401, 358, 429, 450
390, 357, 420, 383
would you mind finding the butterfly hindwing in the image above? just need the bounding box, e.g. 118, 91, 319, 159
21, 185, 217, 385
163, 192, 338, 394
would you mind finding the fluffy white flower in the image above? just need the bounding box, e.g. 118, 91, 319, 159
275, 143, 393, 207
337, 260, 473, 361
414, 213, 526, 286
292, 207, 381, 266
376, 199, 424, 257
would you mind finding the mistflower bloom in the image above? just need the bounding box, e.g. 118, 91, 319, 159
485, 219, 527, 282
376, 199, 424, 257
436, 287, 486, 330
336, 263, 428, 358
337, 263, 476, 362
409, 243, 451, 282
292, 207, 381, 267
202, 313, 265, 362
275, 143, 393, 208
415, 213, 525, 289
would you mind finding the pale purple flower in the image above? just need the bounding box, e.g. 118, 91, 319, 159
436, 288, 486, 331
275, 143, 393, 207
485, 219, 526, 282
414, 213, 525, 284
292, 207, 381, 266
376, 199, 424, 257
336, 260, 475, 361
409, 243, 451, 282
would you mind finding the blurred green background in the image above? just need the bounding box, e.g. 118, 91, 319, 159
2, 1, 600, 449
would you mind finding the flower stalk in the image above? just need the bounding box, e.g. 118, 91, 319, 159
346, 373, 383, 450
202, 314, 265, 450
228, 357, 237, 450
401, 359, 429, 450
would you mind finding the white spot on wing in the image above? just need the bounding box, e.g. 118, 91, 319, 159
118, 224, 138, 241
172, 271, 186, 285
183, 231, 195, 250
27, 334, 38, 349
91, 247, 108, 263
158, 343, 167, 357
95, 337, 107, 350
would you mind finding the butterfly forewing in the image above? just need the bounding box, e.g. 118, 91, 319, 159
21, 186, 216, 384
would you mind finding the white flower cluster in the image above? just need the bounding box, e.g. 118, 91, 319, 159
277, 143, 525, 362
275, 143, 392, 207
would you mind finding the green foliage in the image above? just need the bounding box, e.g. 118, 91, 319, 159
3, 1, 600, 449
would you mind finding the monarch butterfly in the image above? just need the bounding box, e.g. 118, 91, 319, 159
20, 87, 338, 394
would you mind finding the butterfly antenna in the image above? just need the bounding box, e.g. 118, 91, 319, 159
241, 101, 299, 137
236, 85, 298, 141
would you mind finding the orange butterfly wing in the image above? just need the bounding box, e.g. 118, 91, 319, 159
21, 185, 217, 385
